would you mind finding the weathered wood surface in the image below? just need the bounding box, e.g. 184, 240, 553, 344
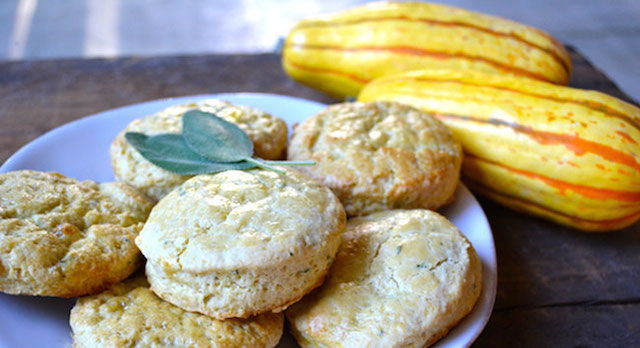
0, 48, 638, 346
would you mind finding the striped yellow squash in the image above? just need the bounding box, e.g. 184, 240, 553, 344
358, 69, 640, 232
282, 1, 572, 99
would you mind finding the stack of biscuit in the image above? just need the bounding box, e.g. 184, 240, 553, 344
286, 101, 482, 347
0, 98, 482, 347
75, 99, 347, 347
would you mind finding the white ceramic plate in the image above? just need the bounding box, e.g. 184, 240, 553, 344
0, 93, 497, 348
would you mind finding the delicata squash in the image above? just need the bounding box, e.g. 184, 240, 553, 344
358, 69, 640, 232
282, 1, 572, 99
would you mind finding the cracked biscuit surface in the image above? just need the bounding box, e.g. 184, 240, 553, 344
288, 101, 462, 217
70, 275, 284, 348
135, 169, 346, 319
110, 99, 288, 200
0, 170, 154, 297
286, 209, 482, 348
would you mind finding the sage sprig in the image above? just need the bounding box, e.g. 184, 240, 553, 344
125, 132, 255, 175
125, 110, 314, 175
182, 110, 253, 162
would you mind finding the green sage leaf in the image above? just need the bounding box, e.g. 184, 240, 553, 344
125, 132, 255, 175
182, 110, 253, 162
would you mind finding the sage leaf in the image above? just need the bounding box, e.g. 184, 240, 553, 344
182, 110, 253, 162
125, 132, 255, 175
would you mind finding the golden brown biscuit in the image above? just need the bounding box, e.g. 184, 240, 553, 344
288, 101, 462, 217
135, 169, 345, 319
70, 275, 284, 348
0, 170, 154, 297
110, 99, 288, 200
286, 209, 482, 347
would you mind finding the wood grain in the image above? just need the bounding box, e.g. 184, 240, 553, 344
0, 48, 638, 346
475, 302, 640, 347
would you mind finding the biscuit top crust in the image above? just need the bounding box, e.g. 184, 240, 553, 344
136, 169, 346, 271
287, 101, 462, 215
70, 276, 284, 348
0, 171, 152, 229
120, 99, 287, 159
0, 170, 154, 296
290, 100, 460, 160
110, 99, 288, 200
286, 209, 482, 347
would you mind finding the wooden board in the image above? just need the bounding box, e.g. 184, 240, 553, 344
0, 48, 638, 346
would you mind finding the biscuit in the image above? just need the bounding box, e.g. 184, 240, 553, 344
110, 99, 288, 200
70, 275, 284, 348
288, 101, 462, 217
135, 169, 345, 319
0, 170, 154, 297
286, 209, 482, 348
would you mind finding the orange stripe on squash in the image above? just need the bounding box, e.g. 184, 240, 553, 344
465, 176, 640, 230
383, 75, 640, 133
436, 114, 640, 173
295, 15, 571, 75
466, 154, 640, 202
287, 44, 556, 84
283, 58, 369, 84
616, 131, 638, 145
